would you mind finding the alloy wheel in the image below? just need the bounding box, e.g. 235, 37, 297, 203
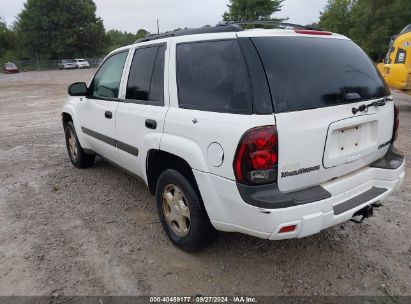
162, 184, 191, 237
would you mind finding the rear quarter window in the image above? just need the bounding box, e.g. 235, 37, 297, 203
176, 40, 252, 114
252, 37, 390, 113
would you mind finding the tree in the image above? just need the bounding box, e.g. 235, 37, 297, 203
0, 18, 10, 58
223, 0, 285, 22
319, 0, 353, 36
349, 0, 411, 60
16, 0, 106, 59
319, 0, 411, 61
0, 17, 18, 62
105, 30, 136, 52
105, 29, 149, 53
135, 29, 148, 40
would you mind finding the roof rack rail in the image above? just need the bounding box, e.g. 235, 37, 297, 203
135, 33, 174, 43
134, 24, 243, 44
133, 21, 324, 44
219, 20, 324, 31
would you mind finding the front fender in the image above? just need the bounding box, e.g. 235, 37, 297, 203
62, 97, 91, 150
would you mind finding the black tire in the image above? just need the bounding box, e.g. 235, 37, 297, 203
156, 169, 218, 252
64, 121, 95, 168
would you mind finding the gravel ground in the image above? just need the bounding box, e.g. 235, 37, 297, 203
0, 69, 410, 296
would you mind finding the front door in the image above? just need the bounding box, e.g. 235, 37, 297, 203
78, 51, 129, 163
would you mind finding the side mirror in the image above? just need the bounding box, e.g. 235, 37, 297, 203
68, 82, 88, 96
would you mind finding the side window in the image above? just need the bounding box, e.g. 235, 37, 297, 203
126, 45, 165, 104
176, 40, 251, 114
92, 51, 128, 99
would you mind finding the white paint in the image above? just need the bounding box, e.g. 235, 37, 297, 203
62, 28, 405, 241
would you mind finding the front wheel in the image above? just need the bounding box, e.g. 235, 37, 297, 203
156, 169, 218, 252
64, 121, 95, 168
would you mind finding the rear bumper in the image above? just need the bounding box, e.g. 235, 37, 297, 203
194, 147, 405, 240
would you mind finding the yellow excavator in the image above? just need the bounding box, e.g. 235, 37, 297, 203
378, 25, 411, 90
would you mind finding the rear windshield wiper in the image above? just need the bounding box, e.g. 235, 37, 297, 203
352, 96, 391, 115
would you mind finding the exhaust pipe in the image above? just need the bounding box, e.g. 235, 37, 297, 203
354, 205, 374, 218
350, 205, 374, 224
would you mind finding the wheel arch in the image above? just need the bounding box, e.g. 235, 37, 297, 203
146, 150, 202, 198
61, 103, 89, 149
62, 112, 73, 128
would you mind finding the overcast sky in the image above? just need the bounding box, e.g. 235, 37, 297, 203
1, 0, 328, 33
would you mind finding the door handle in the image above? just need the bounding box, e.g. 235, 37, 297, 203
105, 111, 113, 119
145, 119, 157, 130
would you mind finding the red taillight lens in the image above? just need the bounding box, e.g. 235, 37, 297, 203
279, 225, 296, 233
234, 126, 278, 185
392, 104, 400, 142
294, 29, 332, 36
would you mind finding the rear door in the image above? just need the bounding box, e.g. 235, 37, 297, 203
250, 34, 393, 192
115, 43, 168, 180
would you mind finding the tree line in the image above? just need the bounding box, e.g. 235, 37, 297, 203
1, 0, 410, 63
319, 0, 411, 61
0, 0, 151, 62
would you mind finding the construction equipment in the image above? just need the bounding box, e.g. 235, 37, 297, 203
378, 24, 411, 90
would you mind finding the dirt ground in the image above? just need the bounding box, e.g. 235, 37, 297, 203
0, 69, 410, 297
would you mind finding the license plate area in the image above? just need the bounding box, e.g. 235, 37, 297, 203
323, 116, 378, 168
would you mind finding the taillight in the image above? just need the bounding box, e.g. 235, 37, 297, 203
392, 104, 400, 142
279, 225, 296, 233
233, 126, 278, 185
294, 29, 332, 36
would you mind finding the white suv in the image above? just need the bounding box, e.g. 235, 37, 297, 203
62, 24, 405, 252
74, 58, 90, 69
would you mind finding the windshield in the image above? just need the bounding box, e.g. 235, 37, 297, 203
77, 59, 85, 62
5, 63, 16, 68
62, 60, 73, 64
252, 37, 390, 113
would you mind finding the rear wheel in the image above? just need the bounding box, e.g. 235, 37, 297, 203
156, 169, 218, 252
64, 121, 95, 168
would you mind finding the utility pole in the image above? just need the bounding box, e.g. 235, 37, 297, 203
157, 19, 160, 34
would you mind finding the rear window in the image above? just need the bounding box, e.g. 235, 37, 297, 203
252, 37, 390, 113
176, 40, 252, 114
